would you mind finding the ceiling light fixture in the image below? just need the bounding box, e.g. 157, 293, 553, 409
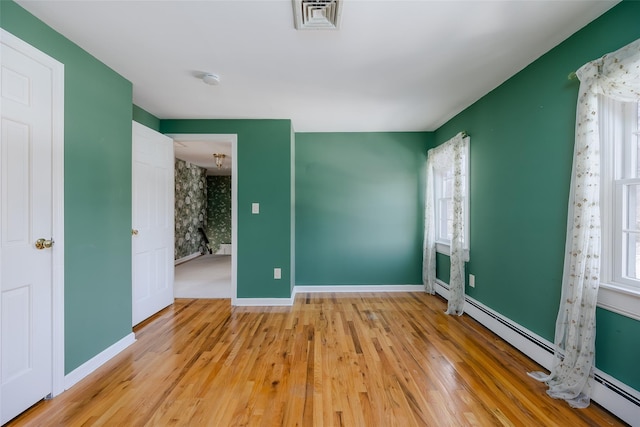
202, 73, 220, 85
213, 153, 226, 168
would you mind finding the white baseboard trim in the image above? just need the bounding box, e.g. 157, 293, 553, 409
174, 252, 201, 266
234, 297, 295, 307
215, 244, 232, 255
233, 285, 425, 307
435, 279, 640, 426
294, 284, 425, 293
64, 332, 136, 390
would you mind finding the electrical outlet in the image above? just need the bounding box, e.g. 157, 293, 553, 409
469, 274, 475, 288
252, 203, 260, 214
274, 268, 281, 279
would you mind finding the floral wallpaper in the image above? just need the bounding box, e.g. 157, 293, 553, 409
206, 176, 232, 254
174, 159, 207, 259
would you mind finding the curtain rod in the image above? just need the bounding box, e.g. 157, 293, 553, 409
461, 131, 468, 138
568, 71, 577, 80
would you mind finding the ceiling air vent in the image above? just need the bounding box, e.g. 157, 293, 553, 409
293, 0, 342, 30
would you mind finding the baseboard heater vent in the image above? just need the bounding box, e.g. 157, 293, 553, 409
436, 281, 640, 411
594, 375, 640, 408
464, 297, 555, 354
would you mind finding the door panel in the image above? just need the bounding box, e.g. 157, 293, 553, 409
132, 122, 174, 326
1, 36, 54, 424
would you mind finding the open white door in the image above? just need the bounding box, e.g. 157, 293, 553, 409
1, 30, 64, 424
132, 122, 174, 326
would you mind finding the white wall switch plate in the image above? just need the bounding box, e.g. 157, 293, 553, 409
274, 268, 281, 279
252, 203, 260, 214
469, 274, 475, 287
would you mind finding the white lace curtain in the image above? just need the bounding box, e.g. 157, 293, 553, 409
423, 132, 467, 315
529, 38, 640, 408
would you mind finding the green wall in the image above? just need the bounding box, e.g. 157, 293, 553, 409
161, 120, 293, 298
1, 1, 134, 373
434, 0, 640, 390
595, 308, 640, 389
295, 132, 431, 285
132, 104, 160, 131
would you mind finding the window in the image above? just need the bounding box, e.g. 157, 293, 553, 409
600, 96, 640, 320
433, 140, 470, 259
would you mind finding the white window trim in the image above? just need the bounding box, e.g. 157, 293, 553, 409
599, 96, 640, 321
435, 243, 470, 262
598, 283, 640, 321
434, 137, 470, 262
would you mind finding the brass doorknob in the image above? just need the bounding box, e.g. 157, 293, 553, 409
35, 238, 54, 250
132, 229, 139, 236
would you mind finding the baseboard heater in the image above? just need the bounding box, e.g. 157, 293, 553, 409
463, 296, 640, 408
464, 297, 555, 354
594, 372, 640, 409
434, 279, 640, 424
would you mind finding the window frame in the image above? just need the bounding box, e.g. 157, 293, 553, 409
600, 96, 640, 321
433, 139, 470, 261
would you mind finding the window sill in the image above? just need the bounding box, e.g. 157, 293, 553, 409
598, 282, 640, 321
435, 242, 470, 262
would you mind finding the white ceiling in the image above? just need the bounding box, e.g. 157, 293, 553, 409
16, 0, 618, 132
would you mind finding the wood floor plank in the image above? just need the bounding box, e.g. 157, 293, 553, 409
6, 293, 629, 426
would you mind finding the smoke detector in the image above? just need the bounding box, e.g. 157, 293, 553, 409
293, 0, 342, 30
202, 73, 220, 86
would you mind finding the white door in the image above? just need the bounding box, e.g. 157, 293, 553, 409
132, 121, 174, 326
1, 32, 62, 424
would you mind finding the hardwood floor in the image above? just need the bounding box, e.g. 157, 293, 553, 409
8, 293, 626, 426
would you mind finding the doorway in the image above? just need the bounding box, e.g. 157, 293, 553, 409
168, 134, 237, 302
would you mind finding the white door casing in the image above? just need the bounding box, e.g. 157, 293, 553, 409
0, 29, 64, 424
132, 121, 174, 326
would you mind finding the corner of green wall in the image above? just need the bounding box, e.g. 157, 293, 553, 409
132, 104, 160, 131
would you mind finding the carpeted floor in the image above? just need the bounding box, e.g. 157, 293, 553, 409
174, 254, 231, 298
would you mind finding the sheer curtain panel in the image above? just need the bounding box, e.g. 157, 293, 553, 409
529, 38, 640, 408
423, 132, 468, 315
